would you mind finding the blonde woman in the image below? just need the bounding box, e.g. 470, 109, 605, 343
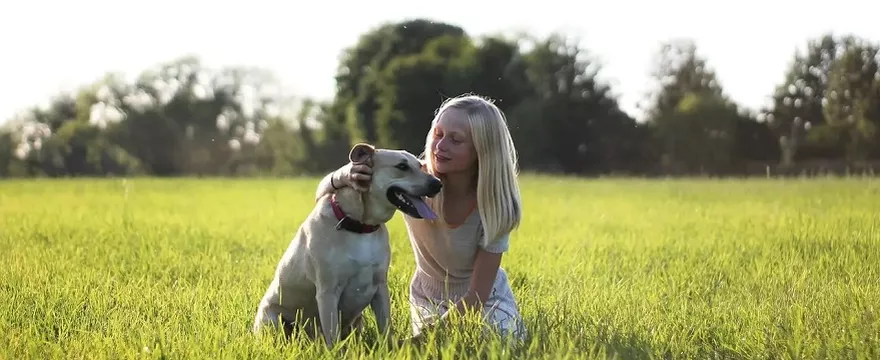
315, 94, 527, 343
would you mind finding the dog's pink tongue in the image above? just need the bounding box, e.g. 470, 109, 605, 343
406, 194, 438, 220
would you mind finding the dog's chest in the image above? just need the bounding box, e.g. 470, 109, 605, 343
337, 238, 388, 313
338, 263, 383, 313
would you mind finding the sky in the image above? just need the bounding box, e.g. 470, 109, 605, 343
1, 0, 879, 124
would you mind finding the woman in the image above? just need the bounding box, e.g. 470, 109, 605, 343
313, 94, 526, 342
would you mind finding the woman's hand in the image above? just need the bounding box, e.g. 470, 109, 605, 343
407, 319, 444, 346
334, 162, 373, 192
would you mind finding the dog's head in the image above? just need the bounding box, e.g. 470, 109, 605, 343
349, 143, 442, 220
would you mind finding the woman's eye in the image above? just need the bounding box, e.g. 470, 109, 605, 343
395, 163, 410, 171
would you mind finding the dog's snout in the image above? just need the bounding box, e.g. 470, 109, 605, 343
427, 177, 442, 195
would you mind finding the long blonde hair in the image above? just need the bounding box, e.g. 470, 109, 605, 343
412, 94, 522, 248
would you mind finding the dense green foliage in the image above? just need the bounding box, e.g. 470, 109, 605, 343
2, 20, 879, 178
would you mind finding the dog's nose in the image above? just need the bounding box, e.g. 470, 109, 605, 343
428, 177, 442, 194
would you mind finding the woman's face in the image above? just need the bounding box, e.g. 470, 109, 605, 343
429, 108, 477, 175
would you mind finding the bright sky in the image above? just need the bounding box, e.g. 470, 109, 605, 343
1, 0, 878, 124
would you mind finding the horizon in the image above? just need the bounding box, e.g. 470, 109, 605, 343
1, 0, 879, 125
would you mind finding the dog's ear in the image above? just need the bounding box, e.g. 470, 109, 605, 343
349, 143, 375, 165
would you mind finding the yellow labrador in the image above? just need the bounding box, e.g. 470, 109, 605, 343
252, 143, 441, 347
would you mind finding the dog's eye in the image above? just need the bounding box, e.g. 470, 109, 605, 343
395, 163, 410, 171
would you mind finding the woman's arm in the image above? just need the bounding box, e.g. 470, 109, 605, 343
314, 170, 342, 202
443, 248, 502, 317
314, 162, 373, 202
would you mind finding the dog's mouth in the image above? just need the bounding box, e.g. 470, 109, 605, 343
387, 187, 438, 220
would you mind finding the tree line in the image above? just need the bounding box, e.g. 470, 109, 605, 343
2, 19, 879, 178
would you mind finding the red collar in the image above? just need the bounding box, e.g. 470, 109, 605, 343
329, 194, 381, 233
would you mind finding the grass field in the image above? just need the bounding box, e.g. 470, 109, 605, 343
1, 176, 878, 359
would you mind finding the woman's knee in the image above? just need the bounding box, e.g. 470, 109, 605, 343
482, 302, 527, 340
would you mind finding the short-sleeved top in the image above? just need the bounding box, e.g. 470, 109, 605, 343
403, 206, 510, 286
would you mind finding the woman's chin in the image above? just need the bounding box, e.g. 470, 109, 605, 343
433, 164, 452, 175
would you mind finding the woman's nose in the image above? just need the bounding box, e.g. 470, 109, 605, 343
435, 138, 449, 152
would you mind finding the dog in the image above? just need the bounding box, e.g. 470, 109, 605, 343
252, 143, 442, 347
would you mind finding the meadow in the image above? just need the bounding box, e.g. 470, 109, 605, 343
1, 176, 878, 359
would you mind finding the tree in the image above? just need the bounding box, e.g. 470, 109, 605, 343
641, 39, 735, 172
763, 33, 871, 164
331, 19, 467, 147
733, 110, 780, 164
511, 33, 639, 174
468, 35, 534, 112
821, 37, 880, 163
654, 92, 749, 174
641, 39, 724, 124
374, 34, 478, 153
253, 99, 327, 176
98, 56, 287, 176
0, 55, 300, 177
0, 89, 139, 177
0, 126, 23, 177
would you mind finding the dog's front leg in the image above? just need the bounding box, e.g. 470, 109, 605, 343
370, 283, 392, 340
316, 288, 341, 347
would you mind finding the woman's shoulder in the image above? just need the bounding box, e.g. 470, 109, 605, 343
451, 210, 510, 253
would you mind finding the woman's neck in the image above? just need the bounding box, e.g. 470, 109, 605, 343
441, 170, 476, 199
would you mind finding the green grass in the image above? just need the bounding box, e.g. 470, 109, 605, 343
1, 175, 878, 359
